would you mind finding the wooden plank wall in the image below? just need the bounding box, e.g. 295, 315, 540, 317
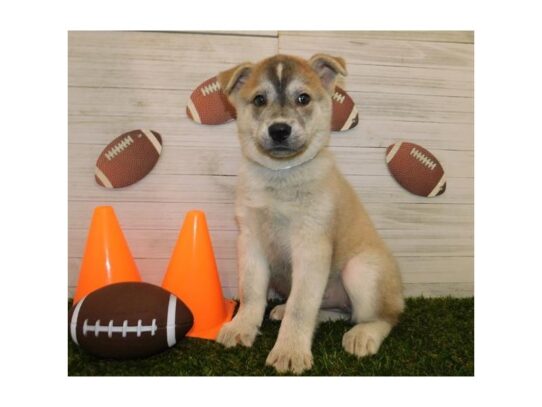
68, 31, 474, 299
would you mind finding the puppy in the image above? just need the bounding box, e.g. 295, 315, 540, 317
216, 54, 404, 374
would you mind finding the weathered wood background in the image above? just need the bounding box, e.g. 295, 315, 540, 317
68, 31, 474, 298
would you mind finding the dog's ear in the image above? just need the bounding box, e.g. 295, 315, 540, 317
309, 54, 347, 91
218, 62, 253, 97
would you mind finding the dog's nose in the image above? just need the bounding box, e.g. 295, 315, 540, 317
268, 122, 292, 143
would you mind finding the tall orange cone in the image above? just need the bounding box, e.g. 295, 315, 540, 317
73, 206, 141, 304
162, 210, 236, 340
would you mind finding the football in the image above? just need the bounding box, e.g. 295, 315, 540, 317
186, 75, 358, 132
385, 141, 447, 197
331, 86, 359, 132
69, 282, 193, 359
95, 129, 162, 189
186, 76, 236, 125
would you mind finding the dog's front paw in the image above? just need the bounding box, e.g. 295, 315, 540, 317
266, 342, 313, 374
342, 323, 385, 358
216, 319, 260, 348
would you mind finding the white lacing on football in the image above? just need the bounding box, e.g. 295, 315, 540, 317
410, 147, 437, 170
332, 91, 345, 104
201, 80, 221, 96
82, 318, 158, 338
104, 135, 134, 161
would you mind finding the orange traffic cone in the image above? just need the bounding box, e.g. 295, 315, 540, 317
73, 206, 142, 304
162, 210, 236, 340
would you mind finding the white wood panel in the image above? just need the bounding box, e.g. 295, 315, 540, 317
67, 257, 474, 298
353, 91, 473, 124
67, 257, 237, 288
68, 226, 473, 260
67, 256, 474, 287
68, 256, 474, 289
69, 201, 238, 230
68, 201, 473, 231
68, 116, 241, 148
69, 86, 473, 124
338, 64, 473, 96
69, 173, 473, 204
69, 31, 278, 89
69, 115, 474, 150
71, 32, 472, 97
278, 33, 474, 71
69, 143, 473, 178
279, 31, 474, 44
68, 87, 187, 118
186, 31, 278, 37
68, 31, 474, 299
331, 120, 473, 150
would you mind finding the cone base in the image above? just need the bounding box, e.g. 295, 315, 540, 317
186, 299, 237, 340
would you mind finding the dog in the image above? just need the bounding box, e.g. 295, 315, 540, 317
215, 54, 404, 374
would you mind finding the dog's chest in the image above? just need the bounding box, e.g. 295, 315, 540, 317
250, 191, 295, 258
244, 176, 315, 213
241, 182, 311, 259
238, 167, 334, 262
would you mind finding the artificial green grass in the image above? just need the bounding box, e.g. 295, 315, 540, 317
68, 297, 473, 376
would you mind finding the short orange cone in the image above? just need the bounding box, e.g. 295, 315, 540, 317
73, 206, 142, 304
162, 210, 236, 340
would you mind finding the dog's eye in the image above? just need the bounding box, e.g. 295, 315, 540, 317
296, 93, 311, 106
252, 94, 267, 107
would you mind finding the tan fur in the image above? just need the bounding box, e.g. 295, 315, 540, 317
216, 54, 404, 374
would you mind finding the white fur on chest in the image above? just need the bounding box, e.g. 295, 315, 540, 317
237, 152, 335, 215
236, 155, 336, 270
238, 182, 298, 264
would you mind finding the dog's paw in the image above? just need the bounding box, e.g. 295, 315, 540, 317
269, 304, 286, 321
342, 323, 386, 358
266, 342, 313, 374
216, 319, 259, 348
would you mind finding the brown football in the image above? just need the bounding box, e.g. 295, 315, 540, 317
68, 282, 193, 359
186, 76, 236, 125
386, 142, 447, 197
95, 129, 162, 189
186, 75, 358, 132
330, 87, 359, 131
